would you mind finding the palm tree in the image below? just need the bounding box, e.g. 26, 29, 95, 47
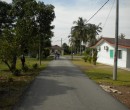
71, 17, 88, 55
87, 23, 102, 46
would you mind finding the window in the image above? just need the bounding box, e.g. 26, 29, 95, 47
110, 50, 114, 59
118, 50, 122, 59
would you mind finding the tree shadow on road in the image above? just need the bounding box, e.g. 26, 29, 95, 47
14, 77, 76, 110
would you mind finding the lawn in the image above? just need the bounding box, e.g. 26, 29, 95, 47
0, 57, 53, 110
72, 58, 130, 86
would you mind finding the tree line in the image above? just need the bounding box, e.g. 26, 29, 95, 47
69, 17, 102, 55
0, 0, 55, 73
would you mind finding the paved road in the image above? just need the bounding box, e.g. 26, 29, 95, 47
14, 57, 129, 110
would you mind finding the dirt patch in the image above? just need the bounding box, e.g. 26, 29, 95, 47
109, 86, 130, 109
98, 82, 130, 109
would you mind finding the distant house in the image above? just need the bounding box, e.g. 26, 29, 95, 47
92, 37, 130, 68
50, 45, 64, 55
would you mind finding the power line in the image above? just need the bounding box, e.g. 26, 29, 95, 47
102, 0, 115, 29
87, 0, 110, 23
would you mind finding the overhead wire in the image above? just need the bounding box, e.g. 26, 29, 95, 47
53, 0, 113, 44
102, 0, 116, 29
87, 0, 110, 23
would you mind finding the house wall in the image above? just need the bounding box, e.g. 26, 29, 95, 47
126, 49, 130, 68
118, 48, 127, 68
97, 42, 114, 66
97, 42, 127, 68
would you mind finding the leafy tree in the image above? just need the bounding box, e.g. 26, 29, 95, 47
0, 1, 17, 72
62, 43, 70, 55
71, 17, 88, 55
36, 2, 55, 60
0, 1, 13, 35
0, 28, 19, 72
87, 23, 102, 46
0, 0, 55, 72
119, 33, 125, 39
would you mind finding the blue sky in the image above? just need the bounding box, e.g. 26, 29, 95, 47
2, 0, 130, 46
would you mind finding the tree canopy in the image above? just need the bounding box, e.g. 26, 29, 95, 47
0, 0, 55, 73
70, 17, 102, 54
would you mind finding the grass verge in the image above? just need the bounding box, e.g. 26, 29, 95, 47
72, 58, 130, 86
0, 57, 53, 110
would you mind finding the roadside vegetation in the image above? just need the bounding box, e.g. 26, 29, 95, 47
72, 58, 130, 86
0, 57, 53, 110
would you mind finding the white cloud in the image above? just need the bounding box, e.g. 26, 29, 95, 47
1, 0, 130, 45
1, 0, 12, 3
51, 0, 130, 46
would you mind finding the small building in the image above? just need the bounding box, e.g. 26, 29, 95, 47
50, 45, 64, 56
92, 37, 130, 68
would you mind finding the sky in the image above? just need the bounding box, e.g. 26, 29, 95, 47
2, 0, 130, 46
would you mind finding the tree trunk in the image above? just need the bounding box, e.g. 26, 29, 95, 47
11, 55, 17, 72
3, 60, 13, 73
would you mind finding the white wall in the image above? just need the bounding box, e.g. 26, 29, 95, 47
97, 42, 114, 66
97, 42, 127, 68
118, 48, 127, 68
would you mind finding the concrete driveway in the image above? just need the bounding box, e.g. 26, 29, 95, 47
14, 57, 129, 110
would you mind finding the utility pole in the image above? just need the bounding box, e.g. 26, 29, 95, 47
113, 0, 119, 80
61, 38, 63, 56
61, 38, 62, 48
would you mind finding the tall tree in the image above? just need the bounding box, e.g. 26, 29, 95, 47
0, 1, 17, 72
71, 17, 88, 55
87, 23, 102, 46
0, 0, 55, 72
0, 1, 13, 36
36, 1, 55, 63
119, 33, 125, 39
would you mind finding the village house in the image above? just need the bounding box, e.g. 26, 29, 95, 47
50, 45, 64, 56
92, 37, 130, 69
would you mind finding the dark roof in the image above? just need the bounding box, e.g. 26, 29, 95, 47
92, 37, 130, 49
51, 45, 62, 49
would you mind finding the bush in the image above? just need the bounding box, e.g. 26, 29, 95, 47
93, 56, 98, 65
32, 63, 39, 69
22, 65, 29, 72
88, 56, 92, 63
83, 56, 88, 62
13, 69, 21, 76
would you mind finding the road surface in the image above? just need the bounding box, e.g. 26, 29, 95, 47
14, 57, 129, 110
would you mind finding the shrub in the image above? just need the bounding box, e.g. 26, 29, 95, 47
13, 69, 21, 76
88, 56, 92, 63
22, 65, 29, 72
93, 56, 98, 65
32, 63, 39, 69
82, 56, 88, 62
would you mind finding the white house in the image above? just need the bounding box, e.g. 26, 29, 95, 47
92, 37, 130, 68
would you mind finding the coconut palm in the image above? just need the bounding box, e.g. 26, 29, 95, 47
87, 23, 102, 46
71, 17, 88, 55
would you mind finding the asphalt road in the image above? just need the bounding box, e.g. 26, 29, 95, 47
14, 57, 129, 110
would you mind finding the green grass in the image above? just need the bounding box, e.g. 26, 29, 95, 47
0, 56, 53, 110
72, 58, 130, 86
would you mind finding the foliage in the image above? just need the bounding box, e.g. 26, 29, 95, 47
13, 69, 21, 76
72, 59, 130, 86
32, 63, 39, 69
43, 48, 50, 58
22, 64, 29, 72
92, 49, 98, 65
0, 0, 55, 72
62, 43, 70, 55
70, 17, 102, 54
0, 57, 51, 110
83, 48, 98, 65
82, 56, 88, 62
119, 33, 125, 39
